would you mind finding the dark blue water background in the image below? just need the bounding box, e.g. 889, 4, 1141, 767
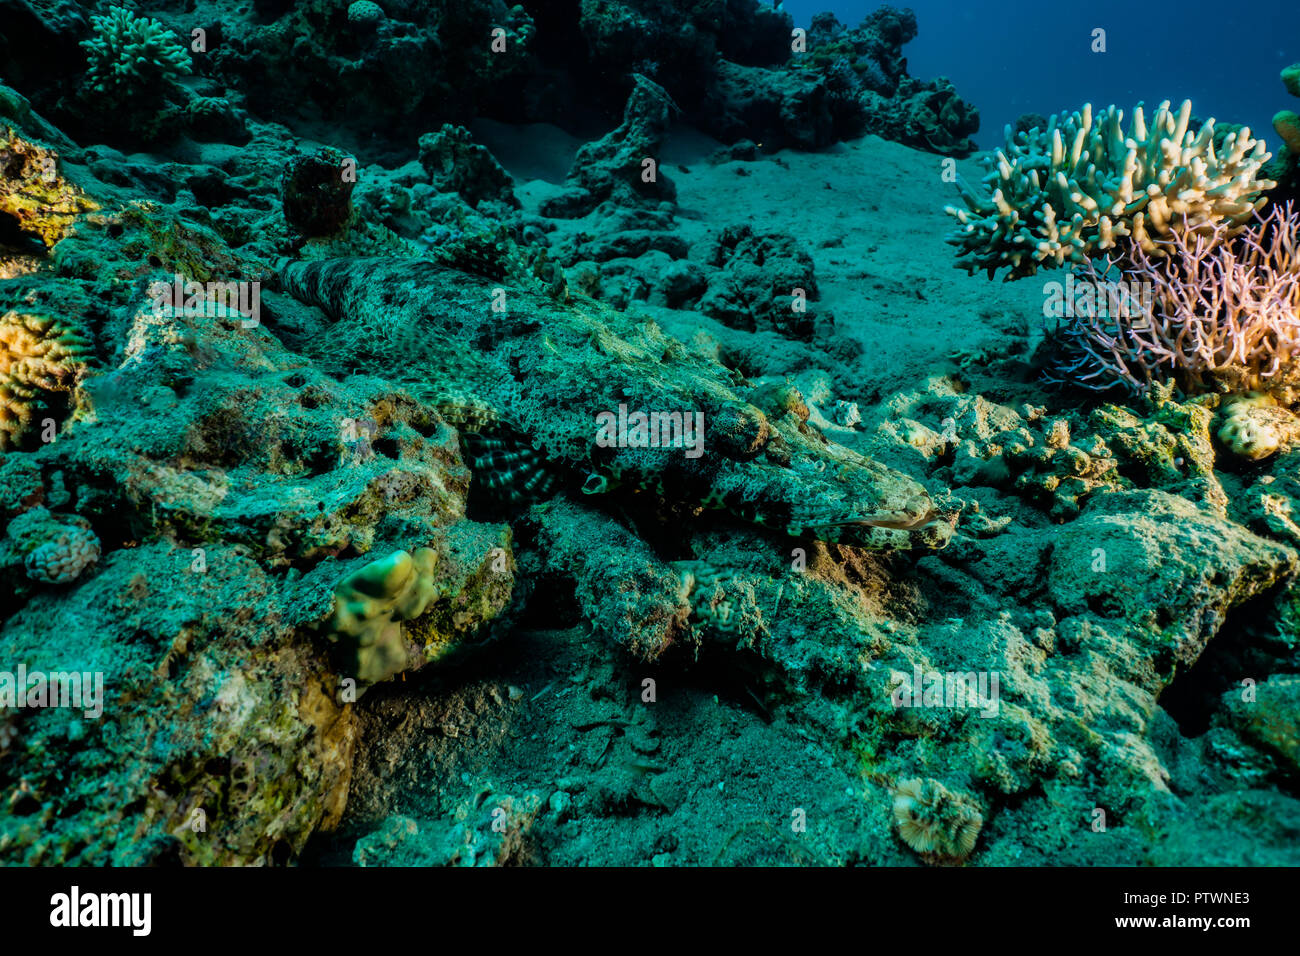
780, 0, 1299, 152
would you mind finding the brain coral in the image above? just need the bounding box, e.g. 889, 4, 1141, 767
0, 311, 94, 449
946, 100, 1274, 279
347, 1, 386, 27
1216, 393, 1300, 461
80, 5, 191, 101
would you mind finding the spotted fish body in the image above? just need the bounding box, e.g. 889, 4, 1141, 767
277, 256, 952, 550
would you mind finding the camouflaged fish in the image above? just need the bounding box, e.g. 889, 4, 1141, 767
275, 256, 952, 550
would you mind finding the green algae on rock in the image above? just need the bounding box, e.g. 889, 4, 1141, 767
277, 255, 954, 551
0, 123, 98, 252
0, 277, 516, 863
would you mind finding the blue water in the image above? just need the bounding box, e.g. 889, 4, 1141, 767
782, 0, 1300, 152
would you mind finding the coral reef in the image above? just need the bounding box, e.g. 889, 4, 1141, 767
281, 147, 357, 239
3, 0, 1300, 876
80, 6, 192, 101
946, 100, 1274, 279
700, 7, 979, 154
1046, 204, 1300, 396
858, 76, 979, 157
418, 125, 519, 209
0, 234, 514, 861
540, 75, 678, 219
695, 225, 820, 338
0, 309, 94, 449
277, 255, 953, 552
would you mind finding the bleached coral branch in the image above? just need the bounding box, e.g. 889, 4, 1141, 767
946, 100, 1275, 280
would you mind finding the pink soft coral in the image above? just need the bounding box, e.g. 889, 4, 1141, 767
1047, 203, 1300, 396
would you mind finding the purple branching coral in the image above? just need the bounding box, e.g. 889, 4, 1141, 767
1046, 203, 1300, 396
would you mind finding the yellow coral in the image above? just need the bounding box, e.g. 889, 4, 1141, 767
0, 311, 94, 449
325, 548, 441, 686
1216, 393, 1300, 461
0, 124, 98, 248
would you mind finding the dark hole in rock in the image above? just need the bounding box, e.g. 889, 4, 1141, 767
1159, 584, 1294, 737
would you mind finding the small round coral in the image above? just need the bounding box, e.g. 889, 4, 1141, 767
5, 508, 101, 584
25, 526, 101, 584
1217, 394, 1300, 461
347, 1, 386, 27
892, 777, 983, 862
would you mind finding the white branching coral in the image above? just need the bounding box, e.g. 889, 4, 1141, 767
80, 5, 192, 101
946, 100, 1274, 279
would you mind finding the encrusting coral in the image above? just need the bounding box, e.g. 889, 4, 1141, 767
946, 100, 1274, 279
324, 548, 441, 687
0, 123, 99, 251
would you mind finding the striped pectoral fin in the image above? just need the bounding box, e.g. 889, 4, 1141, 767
462, 431, 562, 504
